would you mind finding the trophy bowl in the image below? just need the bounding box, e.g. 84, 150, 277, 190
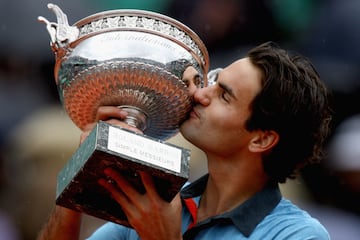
40, 3, 209, 138
39, 3, 209, 226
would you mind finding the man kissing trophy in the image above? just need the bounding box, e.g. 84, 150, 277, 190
38, 3, 209, 226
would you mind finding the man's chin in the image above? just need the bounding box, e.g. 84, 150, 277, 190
180, 125, 198, 142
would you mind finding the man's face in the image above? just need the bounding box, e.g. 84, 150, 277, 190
180, 58, 263, 157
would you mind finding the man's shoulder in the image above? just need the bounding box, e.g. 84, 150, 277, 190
255, 198, 330, 239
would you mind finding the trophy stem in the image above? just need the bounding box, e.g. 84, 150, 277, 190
118, 105, 148, 131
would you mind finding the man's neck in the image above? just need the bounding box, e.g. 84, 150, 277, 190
197, 154, 268, 222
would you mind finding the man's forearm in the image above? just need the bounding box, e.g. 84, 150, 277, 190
37, 206, 82, 240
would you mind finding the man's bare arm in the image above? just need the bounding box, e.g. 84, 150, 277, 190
37, 206, 82, 240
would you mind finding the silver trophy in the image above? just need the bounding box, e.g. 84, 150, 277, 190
38, 3, 209, 226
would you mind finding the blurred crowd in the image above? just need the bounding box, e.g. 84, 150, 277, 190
0, 0, 359, 239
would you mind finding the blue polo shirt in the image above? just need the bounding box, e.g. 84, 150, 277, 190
87, 175, 330, 239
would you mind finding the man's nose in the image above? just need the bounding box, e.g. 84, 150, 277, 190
193, 86, 211, 106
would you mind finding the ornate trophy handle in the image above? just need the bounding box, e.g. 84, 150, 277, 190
38, 3, 79, 51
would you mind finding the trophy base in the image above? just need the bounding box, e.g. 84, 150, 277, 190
56, 121, 190, 227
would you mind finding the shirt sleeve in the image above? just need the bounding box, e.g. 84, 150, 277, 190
86, 222, 139, 240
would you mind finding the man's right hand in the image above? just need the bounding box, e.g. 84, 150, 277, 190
80, 106, 143, 144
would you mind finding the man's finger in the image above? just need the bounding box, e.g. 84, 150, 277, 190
138, 171, 159, 200
102, 168, 141, 202
95, 106, 128, 121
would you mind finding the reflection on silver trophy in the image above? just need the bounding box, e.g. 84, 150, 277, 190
38, 3, 209, 226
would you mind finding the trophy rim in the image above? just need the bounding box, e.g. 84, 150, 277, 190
70, 9, 209, 82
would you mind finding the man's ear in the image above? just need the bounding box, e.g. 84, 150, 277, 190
248, 130, 279, 153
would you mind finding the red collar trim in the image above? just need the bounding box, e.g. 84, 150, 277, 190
183, 198, 197, 229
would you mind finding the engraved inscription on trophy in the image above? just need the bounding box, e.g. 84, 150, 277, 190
108, 126, 182, 173
38, 3, 209, 226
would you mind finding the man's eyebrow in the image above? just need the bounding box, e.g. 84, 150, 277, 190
218, 81, 237, 100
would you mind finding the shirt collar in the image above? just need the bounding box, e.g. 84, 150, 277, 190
180, 174, 282, 237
